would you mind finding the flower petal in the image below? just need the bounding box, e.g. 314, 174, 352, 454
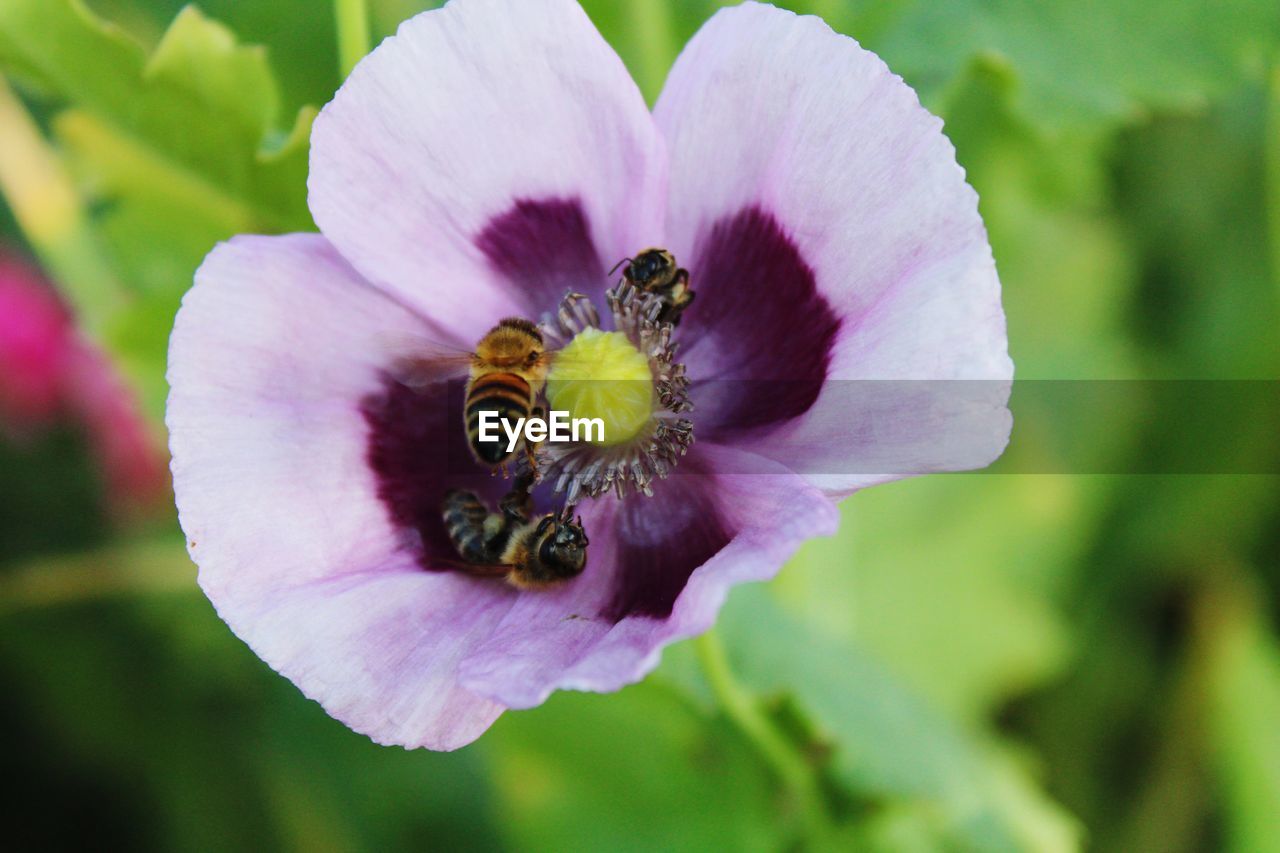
456, 443, 839, 708
655, 3, 1012, 494
309, 0, 666, 323
360, 371, 514, 570
474, 197, 611, 311
168, 234, 508, 749
679, 206, 841, 435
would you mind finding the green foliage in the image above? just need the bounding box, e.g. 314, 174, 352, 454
0, 2, 312, 231
0, 0, 313, 414
706, 585, 1082, 851
856, 0, 1280, 130
0, 590, 505, 851
1205, 581, 1280, 852
0, 425, 110, 563
484, 681, 785, 852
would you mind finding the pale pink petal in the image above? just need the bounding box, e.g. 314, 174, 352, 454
309, 0, 666, 325
168, 234, 507, 749
655, 3, 1012, 496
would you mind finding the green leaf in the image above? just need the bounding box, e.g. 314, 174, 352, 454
0, 1, 316, 417
1114, 84, 1280, 379
710, 585, 1082, 851
145, 6, 277, 145
861, 0, 1280, 132
773, 477, 1079, 727
939, 56, 1138, 381
483, 681, 787, 852
0, 1, 313, 233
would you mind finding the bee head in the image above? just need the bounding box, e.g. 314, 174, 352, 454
624, 248, 676, 287
534, 514, 588, 579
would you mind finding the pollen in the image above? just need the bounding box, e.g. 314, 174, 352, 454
547, 328, 653, 446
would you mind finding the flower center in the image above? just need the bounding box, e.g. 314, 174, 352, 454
533, 285, 695, 504
547, 328, 653, 446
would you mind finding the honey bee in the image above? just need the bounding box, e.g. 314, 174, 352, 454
464, 317, 550, 470
441, 473, 588, 589
387, 317, 551, 474
616, 248, 695, 325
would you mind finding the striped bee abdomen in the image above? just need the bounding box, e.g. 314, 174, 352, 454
465, 372, 532, 464
442, 489, 497, 563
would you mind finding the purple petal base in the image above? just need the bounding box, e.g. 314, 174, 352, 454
682, 207, 841, 435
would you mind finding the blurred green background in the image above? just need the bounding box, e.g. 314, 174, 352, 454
1, 1, 1278, 850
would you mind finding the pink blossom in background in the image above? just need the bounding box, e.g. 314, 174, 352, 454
0, 249, 168, 513
0, 254, 70, 425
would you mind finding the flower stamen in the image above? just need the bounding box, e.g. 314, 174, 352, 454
536, 283, 694, 503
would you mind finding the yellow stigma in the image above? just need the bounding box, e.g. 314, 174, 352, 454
547, 328, 653, 446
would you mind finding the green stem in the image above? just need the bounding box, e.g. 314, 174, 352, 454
694, 629, 834, 847
0, 538, 195, 614
334, 0, 371, 79
626, 0, 676, 105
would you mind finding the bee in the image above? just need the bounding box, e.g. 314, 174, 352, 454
387, 317, 551, 475
464, 317, 550, 471
615, 248, 695, 325
441, 473, 588, 589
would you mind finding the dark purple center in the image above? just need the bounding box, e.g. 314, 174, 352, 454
361, 376, 509, 571
362, 199, 836, 623
475, 197, 606, 311
682, 207, 841, 435
606, 454, 731, 621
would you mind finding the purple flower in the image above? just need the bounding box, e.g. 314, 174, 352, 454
167, 0, 1011, 749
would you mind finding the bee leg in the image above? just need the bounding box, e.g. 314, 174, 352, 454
499, 471, 536, 524
524, 405, 547, 480
523, 445, 547, 483
510, 469, 537, 497
678, 280, 694, 307
666, 270, 693, 325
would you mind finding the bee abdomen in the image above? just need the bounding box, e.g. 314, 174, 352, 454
442, 489, 492, 563
467, 372, 531, 402
466, 373, 532, 464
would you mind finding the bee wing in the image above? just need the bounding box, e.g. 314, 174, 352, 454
392, 354, 475, 389
377, 331, 474, 389
439, 558, 512, 578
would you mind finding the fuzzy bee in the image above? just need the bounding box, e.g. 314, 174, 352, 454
392, 317, 551, 474
462, 317, 550, 470
441, 473, 588, 589
615, 248, 695, 325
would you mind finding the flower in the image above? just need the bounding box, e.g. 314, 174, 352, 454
167, 0, 1012, 749
0, 249, 167, 512
0, 254, 68, 425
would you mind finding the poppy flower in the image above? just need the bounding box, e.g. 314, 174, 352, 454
167, 0, 1011, 749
